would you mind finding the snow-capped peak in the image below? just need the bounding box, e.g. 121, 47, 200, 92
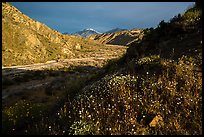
73, 28, 102, 37
83, 28, 102, 34
85, 28, 95, 31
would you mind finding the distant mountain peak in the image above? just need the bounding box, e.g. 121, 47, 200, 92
83, 28, 102, 34
72, 28, 101, 37
84, 28, 95, 31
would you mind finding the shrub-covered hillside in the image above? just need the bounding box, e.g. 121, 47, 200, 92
2, 2, 202, 135
56, 3, 202, 135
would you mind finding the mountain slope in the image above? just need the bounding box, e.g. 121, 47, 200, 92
2, 2, 72, 66
2, 2, 202, 135
2, 3, 104, 67
126, 5, 202, 62
89, 28, 144, 46
70, 4, 202, 135
104, 28, 127, 34
56, 4, 202, 135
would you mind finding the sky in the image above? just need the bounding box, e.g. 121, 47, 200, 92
11, 2, 194, 34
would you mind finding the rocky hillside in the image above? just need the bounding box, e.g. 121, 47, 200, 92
2, 2, 202, 135
2, 2, 101, 67
89, 28, 144, 46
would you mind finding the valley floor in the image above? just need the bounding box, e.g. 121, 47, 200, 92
2, 44, 127, 107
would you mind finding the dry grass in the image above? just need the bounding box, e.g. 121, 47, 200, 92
2, 3, 202, 135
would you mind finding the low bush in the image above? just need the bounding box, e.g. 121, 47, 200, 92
55, 55, 201, 135
2, 100, 49, 134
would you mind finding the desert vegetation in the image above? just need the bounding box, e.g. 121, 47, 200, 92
2, 2, 202, 135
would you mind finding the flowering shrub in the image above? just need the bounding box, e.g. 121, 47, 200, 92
137, 55, 160, 65
56, 54, 202, 135
2, 54, 201, 135
182, 7, 202, 25
2, 4, 201, 135
69, 120, 94, 135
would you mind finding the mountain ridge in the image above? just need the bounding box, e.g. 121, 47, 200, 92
104, 28, 127, 34
89, 28, 144, 46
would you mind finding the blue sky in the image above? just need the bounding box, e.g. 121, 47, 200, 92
11, 2, 194, 33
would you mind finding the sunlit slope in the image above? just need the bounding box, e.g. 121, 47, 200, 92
89, 29, 144, 46
2, 2, 108, 67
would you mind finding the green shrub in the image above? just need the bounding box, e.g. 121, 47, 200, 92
69, 120, 95, 135
182, 7, 202, 25
2, 100, 48, 134
136, 55, 160, 65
